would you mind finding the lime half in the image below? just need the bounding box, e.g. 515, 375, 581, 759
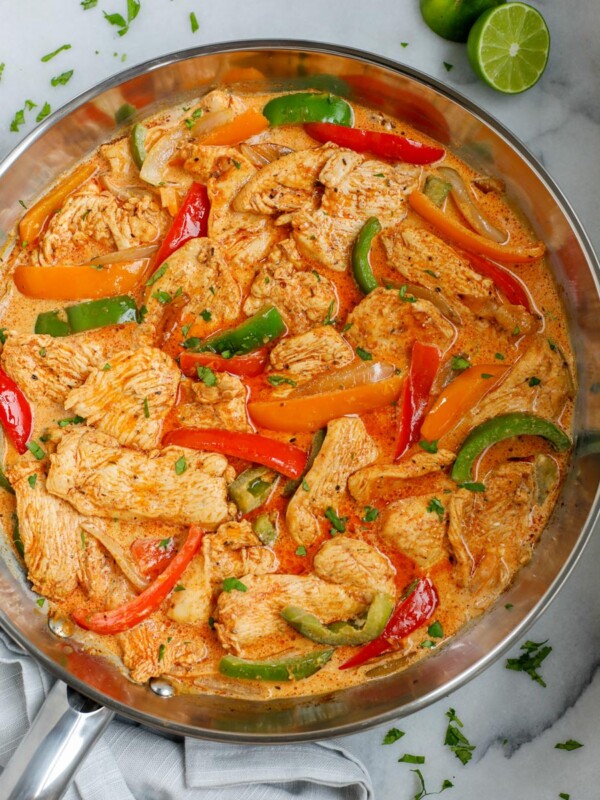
467, 2, 550, 94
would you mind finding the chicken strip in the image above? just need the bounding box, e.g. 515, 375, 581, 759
9, 461, 85, 600
346, 288, 455, 370
46, 427, 234, 528
176, 372, 251, 432
381, 494, 450, 570
290, 209, 364, 272
313, 537, 395, 604
36, 185, 169, 266
243, 239, 337, 335
183, 145, 279, 288
137, 237, 241, 345
168, 520, 279, 625
1, 332, 103, 405
348, 449, 456, 503
286, 417, 378, 546
64, 347, 181, 450
268, 325, 354, 390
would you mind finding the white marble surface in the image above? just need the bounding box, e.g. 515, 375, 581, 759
0, 1, 599, 798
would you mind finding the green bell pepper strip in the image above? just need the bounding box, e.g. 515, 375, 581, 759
130, 123, 148, 169
199, 305, 286, 357
34, 310, 71, 337
282, 427, 326, 497
352, 217, 381, 294
262, 93, 353, 127
424, 175, 452, 207
252, 513, 279, 546
66, 295, 138, 333
219, 648, 334, 681
281, 593, 394, 647
0, 467, 15, 495
228, 466, 275, 514
451, 412, 572, 485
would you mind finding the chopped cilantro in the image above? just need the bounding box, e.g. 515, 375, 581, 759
137, 304, 148, 324
182, 337, 202, 351
200, 308, 212, 321
158, 538, 172, 550
181, 323, 191, 338
426, 498, 444, 521
444, 707, 475, 765
427, 620, 443, 638
494, 352, 505, 360
28, 474, 37, 489
36, 103, 52, 123
102, 363, 111, 371
18, 200, 27, 210
81, 0, 98, 8
25, 100, 36, 110
512, 325, 521, 336
10, 108, 26, 133
231, 159, 241, 170
152, 290, 172, 305
0, 328, 7, 344
312, 269, 321, 282
80, 529, 86, 550
209, 285, 216, 295
57, 416, 85, 428
158, 643, 166, 661
341, 322, 353, 333
424, 269, 438, 279
197, 365, 217, 386
146, 262, 168, 286
398, 754, 425, 764
39, 348, 46, 357
325, 506, 347, 533
505, 603, 514, 610
26, 440, 45, 461
142, 397, 150, 418
356, 347, 373, 361
174, 584, 186, 592
174, 455, 187, 475
459, 481, 486, 493
443, 62, 454, 72
301, 479, 310, 492
41, 44, 71, 62
420, 640, 436, 648
555, 740, 583, 751
480, 373, 493, 379
528, 376, 541, 387
374, 172, 385, 178
451, 356, 470, 371
222, 577, 247, 593
51, 71, 74, 87
419, 439, 438, 454
559, 795, 570, 800
36, 597, 45, 608
547, 338, 557, 351
401, 42, 409, 48
399, 284, 417, 303
411, 769, 453, 800
190, 11, 199, 32
362, 506, 379, 522
295, 546, 307, 556
0, 63, 4, 81
505, 639, 552, 687
208, 616, 215, 629
323, 300, 336, 326
104, 0, 140, 37
267, 375, 297, 387
382, 727, 405, 744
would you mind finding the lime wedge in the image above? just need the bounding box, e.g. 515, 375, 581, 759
467, 2, 550, 94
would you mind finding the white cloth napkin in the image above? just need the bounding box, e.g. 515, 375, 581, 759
0, 631, 373, 800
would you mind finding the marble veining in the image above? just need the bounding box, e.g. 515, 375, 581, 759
0, 1, 599, 797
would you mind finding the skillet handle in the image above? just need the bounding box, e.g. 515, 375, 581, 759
0, 680, 114, 800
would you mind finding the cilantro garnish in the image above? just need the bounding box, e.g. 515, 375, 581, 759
81, 0, 98, 8
28, 474, 37, 489
426, 498, 445, 521
157, 643, 166, 661
382, 727, 405, 744
157, 538, 172, 550
528, 376, 541, 387
0, 63, 5, 81
411, 769, 453, 800
399, 284, 417, 303
152, 290, 172, 305
174, 455, 187, 475
419, 439, 438, 454
190, 11, 199, 32
443, 62, 454, 72
505, 639, 552, 687
222, 577, 247, 593
362, 506, 379, 522
146, 263, 168, 286
451, 356, 470, 371
399, 754, 425, 764
267, 375, 297, 387
323, 300, 336, 326
104, 0, 141, 37
555, 740, 583, 751
41, 44, 71, 62
444, 707, 475, 765
295, 546, 307, 556
356, 347, 373, 361
26, 440, 46, 461
58, 416, 85, 428
36, 103, 52, 123
142, 397, 150, 418
459, 481, 486, 493
325, 506, 347, 533
51, 71, 74, 87
197, 365, 217, 387
427, 620, 443, 638
200, 308, 212, 321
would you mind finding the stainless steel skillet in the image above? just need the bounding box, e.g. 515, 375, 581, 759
0, 40, 599, 800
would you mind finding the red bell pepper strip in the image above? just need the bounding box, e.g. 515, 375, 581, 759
151, 182, 210, 273
72, 525, 203, 635
130, 537, 176, 581
304, 122, 445, 165
0, 369, 33, 454
466, 253, 532, 311
179, 349, 267, 379
395, 342, 441, 460
339, 577, 438, 669
162, 428, 308, 479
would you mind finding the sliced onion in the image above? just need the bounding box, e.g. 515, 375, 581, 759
240, 142, 294, 168
472, 174, 505, 194
140, 128, 186, 186
386, 281, 460, 324
99, 174, 157, 202
291, 360, 396, 398
90, 244, 158, 265
82, 521, 148, 591
191, 108, 235, 137
438, 167, 507, 243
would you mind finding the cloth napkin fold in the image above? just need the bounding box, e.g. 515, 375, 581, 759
0, 631, 373, 800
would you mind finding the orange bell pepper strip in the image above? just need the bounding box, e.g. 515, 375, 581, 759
420, 364, 507, 442
13, 259, 149, 301
198, 109, 269, 146
72, 525, 204, 635
248, 375, 403, 434
408, 190, 546, 264
19, 162, 97, 244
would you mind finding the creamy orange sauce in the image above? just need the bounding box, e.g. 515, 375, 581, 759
0, 87, 575, 700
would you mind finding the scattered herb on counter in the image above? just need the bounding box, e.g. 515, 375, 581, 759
444, 707, 475, 765
174, 455, 187, 475
36, 103, 52, 123
41, 44, 71, 62
401, 42, 409, 48
382, 727, 405, 744
399, 754, 425, 764
555, 740, 583, 751
505, 639, 552, 687
0, 63, 5, 81
559, 794, 570, 799
444, 62, 454, 72
10, 108, 26, 132
222, 577, 247, 593
324, 506, 347, 533
51, 71, 74, 86
268, 375, 297, 388
82, 0, 98, 8
104, 0, 141, 36
190, 11, 199, 32
411, 769, 453, 800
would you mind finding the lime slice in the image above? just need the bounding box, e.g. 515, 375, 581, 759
467, 2, 550, 94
